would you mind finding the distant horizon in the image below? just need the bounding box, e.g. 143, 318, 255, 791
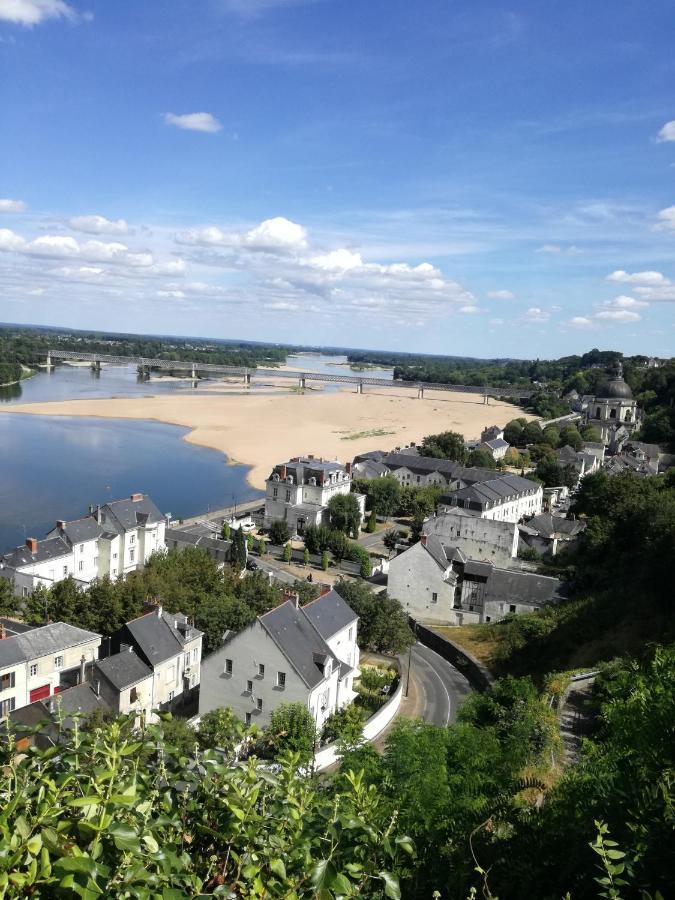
1, 319, 666, 365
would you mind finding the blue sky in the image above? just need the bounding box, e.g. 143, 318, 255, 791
1, 0, 674, 358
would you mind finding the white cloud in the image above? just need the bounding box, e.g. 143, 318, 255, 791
568, 316, 594, 328
265, 301, 300, 311
489, 317, 504, 325
459, 305, 480, 314
178, 216, 308, 252
633, 284, 675, 302
656, 120, 675, 143
69, 215, 129, 235
486, 289, 514, 300
163, 112, 222, 134
150, 258, 186, 276
523, 306, 550, 322
595, 309, 641, 323
655, 206, 675, 231
157, 289, 186, 299
0, 198, 26, 213
0, 0, 75, 25
0, 228, 26, 251
606, 269, 667, 285
535, 244, 582, 255
603, 295, 648, 310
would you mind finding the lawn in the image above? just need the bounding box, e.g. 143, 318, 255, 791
432, 624, 501, 671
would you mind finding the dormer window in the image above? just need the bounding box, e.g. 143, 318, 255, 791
272, 473, 280, 482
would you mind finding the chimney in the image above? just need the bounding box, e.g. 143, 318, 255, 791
308, 454, 314, 460
157, 604, 163, 618
130, 493, 143, 502
278, 465, 286, 481
26, 537, 38, 554
0, 623, 5, 641
420, 534, 428, 546
345, 462, 352, 475
79, 655, 86, 685
319, 584, 331, 597
282, 590, 300, 609
56, 520, 66, 532
95, 679, 101, 697
95, 505, 101, 523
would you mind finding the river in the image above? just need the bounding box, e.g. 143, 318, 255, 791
0, 353, 393, 554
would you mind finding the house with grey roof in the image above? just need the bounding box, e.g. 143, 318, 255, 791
0, 493, 166, 598
381, 453, 499, 489
264, 456, 366, 536
519, 513, 586, 557
479, 438, 510, 461
423, 508, 520, 567
199, 588, 359, 729
0, 621, 102, 720
111, 606, 203, 717
439, 474, 543, 523
387, 534, 563, 626
165, 526, 234, 566
93, 648, 155, 725
9, 681, 111, 751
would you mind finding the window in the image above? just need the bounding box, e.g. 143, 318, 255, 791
225, 659, 233, 675
509, 605, 517, 613
193, 647, 198, 662
285, 490, 291, 502
79, 544, 84, 552
245, 712, 252, 725
258, 663, 265, 677
485, 616, 491, 623
348, 627, 353, 641
246, 680, 253, 693
63, 566, 68, 576
113, 568, 117, 576
22, 587, 28, 598
93, 556, 99, 567
168, 690, 175, 702
184, 652, 190, 668
29, 664, 38, 677
277, 671, 286, 688
78, 561, 84, 572
166, 666, 175, 683
130, 686, 138, 703
54, 655, 63, 668
1, 672, 15, 690
130, 534, 135, 545
0, 697, 16, 717
129, 549, 135, 563
113, 552, 118, 560
256, 698, 263, 711
431, 592, 438, 604
273, 487, 278, 499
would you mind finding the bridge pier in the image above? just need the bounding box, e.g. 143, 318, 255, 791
244, 372, 251, 387
357, 380, 364, 394
417, 386, 425, 399
90, 360, 101, 373
298, 375, 306, 391
46, 352, 53, 370
191, 364, 197, 380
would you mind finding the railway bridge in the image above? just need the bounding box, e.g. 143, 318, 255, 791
45, 349, 533, 403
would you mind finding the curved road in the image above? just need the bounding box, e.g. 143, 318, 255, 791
406, 642, 473, 725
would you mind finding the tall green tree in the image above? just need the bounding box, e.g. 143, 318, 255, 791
328, 493, 362, 537
368, 475, 402, 517
419, 430, 467, 462
231, 526, 247, 571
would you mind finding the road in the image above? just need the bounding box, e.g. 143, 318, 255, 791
405, 642, 473, 726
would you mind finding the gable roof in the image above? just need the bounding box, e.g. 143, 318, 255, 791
102, 495, 164, 531
483, 438, 509, 450
123, 610, 202, 668
1, 536, 72, 570
95, 650, 153, 691
0, 622, 101, 671
526, 513, 586, 538
259, 600, 340, 689
446, 474, 541, 509
484, 568, 561, 607
301, 589, 358, 639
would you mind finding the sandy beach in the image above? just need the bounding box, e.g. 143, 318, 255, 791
0, 387, 536, 490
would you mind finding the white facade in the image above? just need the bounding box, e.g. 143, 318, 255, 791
440, 475, 543, 524
264, 457, 365, 535
423, 510, 519, 567
0, 623, 102, 720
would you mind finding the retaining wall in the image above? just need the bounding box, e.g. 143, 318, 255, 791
410, 618, 494, 692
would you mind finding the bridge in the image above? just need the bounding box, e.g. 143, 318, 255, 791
45, 349, 533, 403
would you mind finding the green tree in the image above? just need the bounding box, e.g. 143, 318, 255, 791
467, 448, 497, 469
0, 578, 16, 617
231, 526, 247, 570
246, 531, 254, 552
560, 425, 583, 451
419, 430, 467, 462
321, 550, 330, 571
579, 423, 602, 442
303, 523, 331, 554
257, 537, 267, 555
328, 530, 350, 563
535, 457, 578, 488
283, 542, 293, 563
523, 421, 546, 444
269, 519, 290, 546
321, 703, 366, 748
504, 418, 527, 446
303, 547, 310, 566
198, 707, 246, 752
221, 521, 231, 540
334, 581, 414, 653
328, 493, 362, 537
365, 508, 377, 533
542, 425, 561, 448
383, 529, 400, 555
159, 714, 199, 759
266, 702, 316, 763
369, 475, 402, 517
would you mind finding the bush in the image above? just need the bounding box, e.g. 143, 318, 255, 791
265, 702, 316, 763
283, 542, 292, 563
321, 703, 366, 746
269, 519, 290, 545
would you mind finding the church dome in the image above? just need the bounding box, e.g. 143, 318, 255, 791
598, 375, 633, 400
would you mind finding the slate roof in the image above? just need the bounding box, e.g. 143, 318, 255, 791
1, 536, 72, 570
627, 441, 661, 459
103, 495, 164, 531
353, 459, 390, 479
0, 622, 101, 670
95, 650, 153, 691
526, 513, 586, 539
483, 438, 509, 450
464, 559, 494, 578
123, 610, 202, 668
259, 600, 340, 689
484, 568, 561, 607
353, 450, 388, 464
422, 534, 453, 571
59, 518, 104, 544
166, 528, 232, 559
0, 618, 36, 637
302, 589, 358, 639
447, 474, 540, 510
556, 445, 580, 464
383, 453, 463, 476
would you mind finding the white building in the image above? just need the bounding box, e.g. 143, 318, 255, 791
583, 365, 641, 448
423, 508, 520, 568
199, 588, 359, 730
439, 474, 543, 523
111, 606, 203, 715
264, 456, 365, 535
0, 621, 102, 720
479, 438, 509, 461
387, 535, 561, 626
0, 494, 166, 598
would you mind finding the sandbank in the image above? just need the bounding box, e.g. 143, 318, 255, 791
0, 387, 536, 490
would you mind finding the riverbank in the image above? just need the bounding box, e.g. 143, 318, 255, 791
0, 387, 537, 490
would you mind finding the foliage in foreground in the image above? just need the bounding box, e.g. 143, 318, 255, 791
0, 717, 412, 898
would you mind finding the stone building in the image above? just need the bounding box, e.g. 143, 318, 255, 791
583, 364, 641, 449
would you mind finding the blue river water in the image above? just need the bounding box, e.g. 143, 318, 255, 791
0, 353, 393, 554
